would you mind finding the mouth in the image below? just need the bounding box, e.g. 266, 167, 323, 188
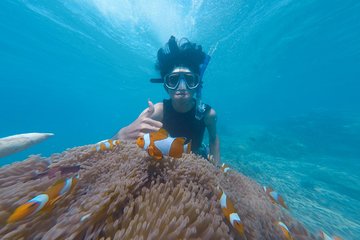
176, 91, 188, 96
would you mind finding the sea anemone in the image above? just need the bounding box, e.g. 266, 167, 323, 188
0, 142, 313, 239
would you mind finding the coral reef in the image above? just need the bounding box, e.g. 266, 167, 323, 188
0, 142, 313, 239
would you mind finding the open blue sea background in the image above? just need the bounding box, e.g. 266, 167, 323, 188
1, 0, 359, 239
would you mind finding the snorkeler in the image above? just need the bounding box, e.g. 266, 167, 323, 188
112, 36, 220, 165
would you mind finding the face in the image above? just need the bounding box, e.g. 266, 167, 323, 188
164, 66, 198, 103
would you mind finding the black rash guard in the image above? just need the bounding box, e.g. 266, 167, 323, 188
162, 99, 211, 154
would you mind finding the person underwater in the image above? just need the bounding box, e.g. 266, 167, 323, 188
112, 36, 220, 165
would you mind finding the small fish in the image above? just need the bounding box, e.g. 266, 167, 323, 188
7, 175, 79, 223
263, 186, 288, 209
277, 221, 294, 240
220, 163, 230, 173
0, 133, 54, 158
218, 187, 246, 238
319, 230, 342, 240
136, 128, 191, 160
7, 194, 49, 223
92, 139, 120, 152
31, 165, 81, 180
45, 175, 79, 206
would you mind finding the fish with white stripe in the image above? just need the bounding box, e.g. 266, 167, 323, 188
7, 175, 79, 223
263, 186, 288, 209
92, 139, 120, 152
220, 163, 231, 173
217, 187, 246, 238
136, 128, 191, 160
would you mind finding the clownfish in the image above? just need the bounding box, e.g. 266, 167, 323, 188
45, 175, 79, 206
263, 186, 288, 209
7, 175, 79, 223
92, 139, 120, 152
319, 230, 342, 240
218, 187, 246, 238
136, 128, 191, 160
220, 163, 231, 173
277, 221, 294, 240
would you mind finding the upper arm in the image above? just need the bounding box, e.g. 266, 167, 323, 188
204, 108, 217, 141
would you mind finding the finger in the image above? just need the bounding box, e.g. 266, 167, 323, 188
139, 99, 155, 118
147, 99, 154, 115
141, 124, 161, 134
140, 99, 155, 118
144, 118, 163, 128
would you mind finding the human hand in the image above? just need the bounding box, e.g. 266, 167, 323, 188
136, 99, 163, 135
114, 99, 163, 140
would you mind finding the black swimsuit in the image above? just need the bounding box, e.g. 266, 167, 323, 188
162, 99, 211, 154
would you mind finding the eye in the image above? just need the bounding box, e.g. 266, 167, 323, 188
185, 74, 198, 87
167, 74, 179, 86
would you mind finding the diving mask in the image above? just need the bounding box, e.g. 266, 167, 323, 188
164, 72, 200, 90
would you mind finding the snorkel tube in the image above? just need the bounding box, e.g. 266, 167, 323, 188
195, 54, 211, 120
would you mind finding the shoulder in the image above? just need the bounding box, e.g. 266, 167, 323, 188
153, 102, 163, 112
204, 107, 217, 126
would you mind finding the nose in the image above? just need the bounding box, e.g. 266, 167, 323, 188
177, 78, 187, 90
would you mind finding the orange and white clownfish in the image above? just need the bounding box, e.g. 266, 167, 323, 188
7, 175, 79, 223
45, 174, 79, 206
136, 128, 191, 160
92, 139, 120, 152
218, 187, 246, 238
220, 163, 231, 173
319, 230, 342, 240
277, 221, 294, 240
263, 186, 288, 209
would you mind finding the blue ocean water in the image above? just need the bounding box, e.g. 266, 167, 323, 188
1, 0, 359, 239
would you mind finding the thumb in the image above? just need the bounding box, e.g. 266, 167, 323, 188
147, 99, 154, 115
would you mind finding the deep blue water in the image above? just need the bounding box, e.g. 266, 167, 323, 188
1, 0, 359, 239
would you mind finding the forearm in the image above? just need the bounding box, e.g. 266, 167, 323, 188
209, 135, 220, 166
111, 123, 141, 141
111, 127, 127, 140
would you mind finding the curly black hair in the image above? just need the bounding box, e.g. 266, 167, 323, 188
156, 36, 206, 78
